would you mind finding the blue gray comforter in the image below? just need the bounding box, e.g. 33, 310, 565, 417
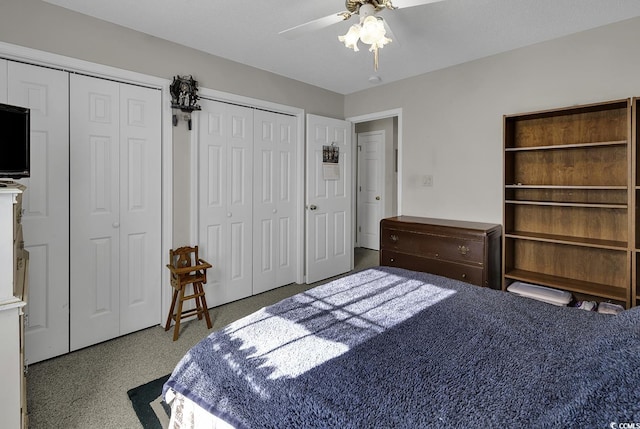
163, 267, 640, 428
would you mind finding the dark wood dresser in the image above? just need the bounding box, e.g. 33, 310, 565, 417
380, 216, 502, 289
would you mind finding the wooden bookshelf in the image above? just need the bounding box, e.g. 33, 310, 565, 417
503, 99, 632, 308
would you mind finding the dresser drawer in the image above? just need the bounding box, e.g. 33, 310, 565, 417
381, 250, 484, 286
381, 227, 485, 265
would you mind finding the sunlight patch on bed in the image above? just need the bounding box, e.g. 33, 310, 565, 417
220, 352, 271, 399
223, 274, 456, 380
228, 315, 350, 380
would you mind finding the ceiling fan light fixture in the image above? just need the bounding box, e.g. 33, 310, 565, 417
338, 24, 361, 51
339, 12, 391, 70
359, 16, 386, 45
281, 0, 442, 72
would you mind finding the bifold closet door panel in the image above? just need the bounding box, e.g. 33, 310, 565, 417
7, 61, 70, 363
70, 75, 121, 350
70, 74, 161, 350
117, 83, 161, 336
253, 110, 298, 294
198, 99, 253, 307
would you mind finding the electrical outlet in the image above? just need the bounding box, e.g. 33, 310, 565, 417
423, 175, 433, 187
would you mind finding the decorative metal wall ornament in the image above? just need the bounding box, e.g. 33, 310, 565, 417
170, 75, 201, 130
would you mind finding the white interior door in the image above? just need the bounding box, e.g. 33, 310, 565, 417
253, 110, 297, 294
8, 62, 70, 363
305, 114, 352, 284
357, 130, 385, 250
198, 99, 253, 307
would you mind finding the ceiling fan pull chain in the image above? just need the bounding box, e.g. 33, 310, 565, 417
374, 46, 379, 71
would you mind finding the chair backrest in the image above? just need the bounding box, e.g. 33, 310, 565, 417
169, 246, 199, 270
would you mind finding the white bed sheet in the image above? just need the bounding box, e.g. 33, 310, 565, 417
165, 388, 236, 429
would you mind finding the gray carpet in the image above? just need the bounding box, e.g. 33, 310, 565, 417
26, 248, 379, 429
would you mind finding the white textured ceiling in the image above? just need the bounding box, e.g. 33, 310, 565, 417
42, 0, 640, 94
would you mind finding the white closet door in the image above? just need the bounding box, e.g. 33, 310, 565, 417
118, 84, 161, 335
253, 110, 297, 294
70, 75, 162, 350
198, 99, 253, 307
70, 75, 121, 350
8, 62, 70, 363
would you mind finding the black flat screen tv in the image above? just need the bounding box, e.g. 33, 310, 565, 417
0, 103, 30, 179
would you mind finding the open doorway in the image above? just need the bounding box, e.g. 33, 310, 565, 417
348, 109, 401, 266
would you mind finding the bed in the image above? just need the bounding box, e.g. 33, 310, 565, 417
162, 266, 640, 428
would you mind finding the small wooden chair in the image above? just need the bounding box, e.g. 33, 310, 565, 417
165, 246, 213, 341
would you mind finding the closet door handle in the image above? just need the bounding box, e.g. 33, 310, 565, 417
112, 222, 120, 228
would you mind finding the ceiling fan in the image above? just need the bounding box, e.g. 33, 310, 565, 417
279, 0, 445, 70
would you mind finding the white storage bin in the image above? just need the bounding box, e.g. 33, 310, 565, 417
507, 281, 572, 306
597, 302, 624, 315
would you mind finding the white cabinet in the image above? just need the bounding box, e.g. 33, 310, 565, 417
0, 184, 27, 429
70, 74, 162, 351
197, 100, 299, 306
0, 305, 24, 429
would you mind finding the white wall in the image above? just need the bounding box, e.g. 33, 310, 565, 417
345, 16, 640, 225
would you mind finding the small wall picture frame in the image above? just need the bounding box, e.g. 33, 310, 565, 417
322, 144, 340, 180
322, 144, 339, 164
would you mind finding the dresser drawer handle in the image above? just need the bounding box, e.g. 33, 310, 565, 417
458, 245, 469, 255
390, 234, 398, 242
461, 273, 467, 279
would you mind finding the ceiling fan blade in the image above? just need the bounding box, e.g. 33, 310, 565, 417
279, 13, 350, 39
391, 0, 444, 9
